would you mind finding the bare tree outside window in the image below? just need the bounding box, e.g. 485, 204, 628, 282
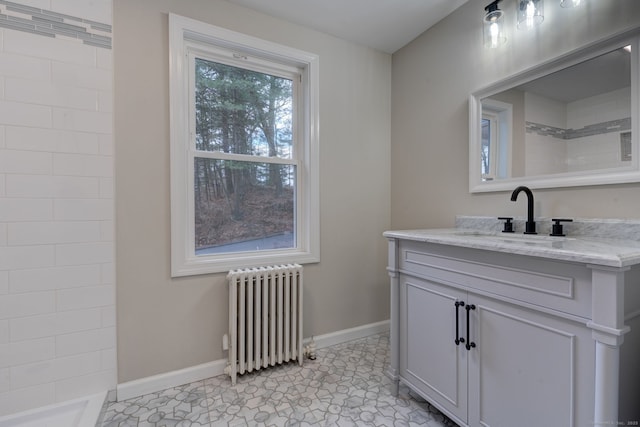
193, 58, 295, 255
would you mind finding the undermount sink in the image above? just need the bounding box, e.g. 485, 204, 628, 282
451, 230, 495, 237
452, 229, 574, 246
498, 234, 573, 248
497, 233, 573, 242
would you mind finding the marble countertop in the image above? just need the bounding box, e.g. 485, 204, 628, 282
384, 225, 640, 268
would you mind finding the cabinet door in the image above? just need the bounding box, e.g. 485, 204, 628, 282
400, 275, 469, 424
468, 294, 594, 427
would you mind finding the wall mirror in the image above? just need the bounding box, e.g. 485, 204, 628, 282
469, 29, 640, 192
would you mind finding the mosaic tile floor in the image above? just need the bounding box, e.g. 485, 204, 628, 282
98, 333, 458, 426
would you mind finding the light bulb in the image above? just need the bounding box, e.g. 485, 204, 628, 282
526, 1, 535, 28
560, 0, 581, 7
483, 1, 506, 48
490, 22, 499, 48
518, 0, 543, 29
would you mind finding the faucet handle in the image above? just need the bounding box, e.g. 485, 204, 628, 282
550, 218, 573, 237
498, 217, 514, 233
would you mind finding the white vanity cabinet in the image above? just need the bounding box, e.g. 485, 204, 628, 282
400, 274, 594, 427
386, 234, 640, 427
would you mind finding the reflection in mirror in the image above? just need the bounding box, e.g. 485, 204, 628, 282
481, 98, 511, 180
470, 32, 640, 192
484, 46, 630, 179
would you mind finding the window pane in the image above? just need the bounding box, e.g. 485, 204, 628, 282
194, 157, 296, 255
195, 58, 293, 159
481, 118, 491, 177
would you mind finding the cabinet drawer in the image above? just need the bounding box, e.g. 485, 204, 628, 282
398, 240, 592, 319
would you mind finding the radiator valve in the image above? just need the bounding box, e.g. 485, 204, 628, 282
304, 336, 317, 360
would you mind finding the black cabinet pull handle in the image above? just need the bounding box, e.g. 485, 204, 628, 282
455, 301, 465, 345
465, 304, 476, 351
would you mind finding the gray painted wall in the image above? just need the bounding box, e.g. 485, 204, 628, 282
114, 0, 391, 382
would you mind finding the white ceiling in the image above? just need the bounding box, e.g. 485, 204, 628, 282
519, 47, 631, 103
224, 0, 469, 54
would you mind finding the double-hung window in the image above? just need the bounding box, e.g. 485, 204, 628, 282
169, 14, 319, 276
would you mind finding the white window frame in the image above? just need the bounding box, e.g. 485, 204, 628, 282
169, 14, 320, 277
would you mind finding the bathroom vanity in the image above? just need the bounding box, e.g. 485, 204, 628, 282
385, 218, 640, 427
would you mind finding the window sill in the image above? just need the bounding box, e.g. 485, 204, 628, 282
171, 249, 319, 277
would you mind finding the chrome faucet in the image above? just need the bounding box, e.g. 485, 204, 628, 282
510, 186, 537, 234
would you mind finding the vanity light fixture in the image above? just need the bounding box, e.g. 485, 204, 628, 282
517, 0, 544, 29
484, 0, 507, 49
560, 0, 581, 7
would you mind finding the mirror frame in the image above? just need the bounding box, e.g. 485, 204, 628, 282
469, 28, 640, 193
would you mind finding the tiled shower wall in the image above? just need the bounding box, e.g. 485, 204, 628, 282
524, 87, 631, 176
0, 0, 115, 416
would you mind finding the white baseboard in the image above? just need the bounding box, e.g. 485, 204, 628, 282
116, 359, 227, 401
304, 319, 390, 349
116, 319, 389, 402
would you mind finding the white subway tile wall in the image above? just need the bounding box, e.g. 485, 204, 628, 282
0, 0, 114, 417
524, 87, 632, 175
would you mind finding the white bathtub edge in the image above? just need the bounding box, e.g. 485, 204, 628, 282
0, 390, 107, 427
